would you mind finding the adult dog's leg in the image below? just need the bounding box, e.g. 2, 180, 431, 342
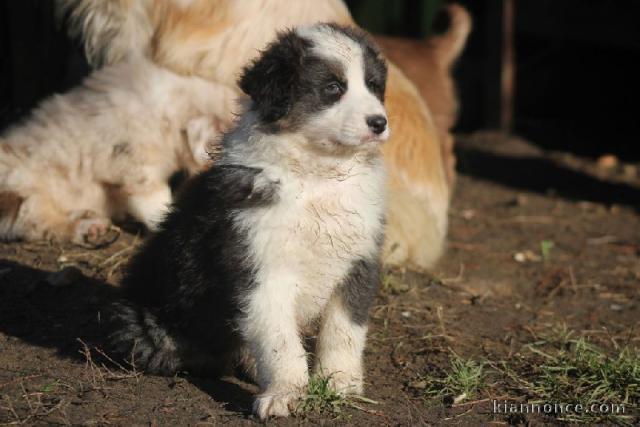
9, 195, 112, 246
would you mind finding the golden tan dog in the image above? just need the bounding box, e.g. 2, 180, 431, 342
375, 4, 472, 189
58, 0, 456, 269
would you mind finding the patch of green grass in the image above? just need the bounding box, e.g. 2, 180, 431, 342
540, 240, 555, 261
536, 323, 574, 347
296, 374, 379, 418
297, 374, 348, 417
486, 326, 640, 424
417, 327, 638, 423
422, 357, 485, 401
381, 273, 410, 294
523, 335, 640, 423
41, 380, 60, 393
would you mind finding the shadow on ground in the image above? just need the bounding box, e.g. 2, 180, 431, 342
0, 259, 116, 359
456, 144, 640, 211
0, 258, 255, 416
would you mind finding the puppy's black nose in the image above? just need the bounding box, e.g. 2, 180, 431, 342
366, 115, 387, 135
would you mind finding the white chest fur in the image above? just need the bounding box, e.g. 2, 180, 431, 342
233, 154, 385, 326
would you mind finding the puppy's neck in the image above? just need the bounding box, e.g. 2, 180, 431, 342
222, 111, 381, 179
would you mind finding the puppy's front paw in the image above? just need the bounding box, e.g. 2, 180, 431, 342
253, 387, 303, 420
326, 371, 363, 395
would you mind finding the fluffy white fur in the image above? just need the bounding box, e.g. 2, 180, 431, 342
0, 58, 236, 244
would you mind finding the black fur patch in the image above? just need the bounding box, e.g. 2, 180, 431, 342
338, 230, 384, 326
285, 55, 348, 128
109, 165, 277, 375
206, 165, 279, 206
111, 142, 131, 157
238, 31, 311, 123
338, 256, 382, 326
340, 227, 386, 325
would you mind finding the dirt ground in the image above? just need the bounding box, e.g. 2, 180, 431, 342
1, 132, 639, 426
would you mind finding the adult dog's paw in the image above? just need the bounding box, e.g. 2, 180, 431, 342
71, 211, 118, 248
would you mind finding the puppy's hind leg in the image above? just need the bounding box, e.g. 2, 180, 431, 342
314, 258, 381, 395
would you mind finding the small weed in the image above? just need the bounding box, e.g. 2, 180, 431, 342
540, 240, 555, 261
422, 357, 485, 401
381, 273, 410, 294
296, 374, 379, 418
536, 323, 574, 347
41, 380, 60, 393
297, 374, 347, 417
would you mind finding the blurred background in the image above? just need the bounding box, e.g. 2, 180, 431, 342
2, 0, 640, 160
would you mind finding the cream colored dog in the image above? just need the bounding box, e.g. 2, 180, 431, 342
57, 0, 450, 269
0, 58, 235, 245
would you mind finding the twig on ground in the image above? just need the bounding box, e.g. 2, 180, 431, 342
0, 375, 42, 390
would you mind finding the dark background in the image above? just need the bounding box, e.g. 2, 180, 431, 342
2, 0, 639, 160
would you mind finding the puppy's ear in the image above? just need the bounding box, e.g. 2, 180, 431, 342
239, 31, 309, 123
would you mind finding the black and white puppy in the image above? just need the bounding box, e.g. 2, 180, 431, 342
110, 23, 389, 420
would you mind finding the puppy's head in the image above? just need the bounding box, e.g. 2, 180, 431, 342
239, 23, 389, 151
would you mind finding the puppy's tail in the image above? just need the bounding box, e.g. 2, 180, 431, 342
108, 300, 230, 376
430, 3, 472, 69
108, 301, 185, 375
56, 0, 153, 67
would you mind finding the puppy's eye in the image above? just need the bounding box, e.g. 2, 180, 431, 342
324, 82, 343, 97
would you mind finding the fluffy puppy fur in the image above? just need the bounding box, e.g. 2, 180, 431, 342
375, 4, 472, 188
110, 24, 388, 419
0, 59, 236, 244
57, 0, 450, 269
